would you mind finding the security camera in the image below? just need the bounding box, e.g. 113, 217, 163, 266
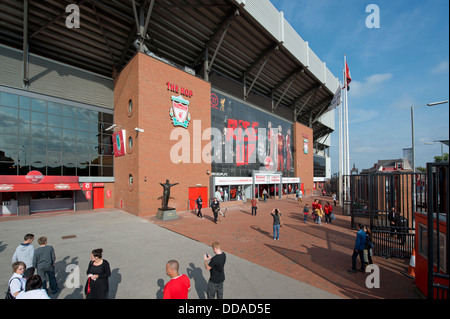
135, 128, 144, 133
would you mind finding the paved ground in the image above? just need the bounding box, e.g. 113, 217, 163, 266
149, 195, 420, 299
0, 194, 419, 299
0, 206, 340, 299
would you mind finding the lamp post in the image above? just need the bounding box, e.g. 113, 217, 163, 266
411, 100, 448, 172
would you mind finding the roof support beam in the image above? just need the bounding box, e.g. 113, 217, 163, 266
132, 0, 155, 53
244, 45, 278, 100
22, 0, 29, 87
29, 0, 88, 40
272, 69, 303, 112
294, 85, 321, 120
243, 43, 278, 78
311, 98, 333, 124
194, 8, 239, 79
205, 17, 232, 78
90, 2, 116, 69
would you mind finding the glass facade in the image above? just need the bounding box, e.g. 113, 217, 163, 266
313, 155, 326, 178
211, 89, 294, 177
0, 89, 114, 177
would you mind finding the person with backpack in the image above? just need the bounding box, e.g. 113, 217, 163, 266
7, 262, 27, 299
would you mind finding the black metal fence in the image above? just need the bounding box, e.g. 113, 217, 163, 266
346, 171, 427, 259
426, 162, 449, 299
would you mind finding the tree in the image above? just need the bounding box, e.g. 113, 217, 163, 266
434, 153, 449, 163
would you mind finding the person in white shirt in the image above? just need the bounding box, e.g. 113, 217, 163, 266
16, 275, 50, 299
8, 262, 27, 298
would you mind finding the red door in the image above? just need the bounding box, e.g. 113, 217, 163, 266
189, 187, 208, 210
93, 187, 104, 209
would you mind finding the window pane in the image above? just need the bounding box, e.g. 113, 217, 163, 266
77, 119, 90, 132
1, 92, 19, 107
31, 98, 47, 112
47, 102, 62, 115
77, 107, 90, 120
31, 111, 47, 125
48, 114, 62, 127
19, 96, 30, 109
47, 139, 62, 152
0, 106, 18, 121
63, 117, 76, 129
63, 105, 77, 118
77, 130, 90, 143
31, 124, 47, 138
0, 120, 18, 135
47, 151, 62, 164
18, 122, 31, 136
47, 126, 62, 140
19, 109, 30, 123
63, 129, 76, 141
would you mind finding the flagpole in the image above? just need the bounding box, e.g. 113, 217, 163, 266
345, 56, 350, 203
339, 74, 343, 207
343, 55, 347, 205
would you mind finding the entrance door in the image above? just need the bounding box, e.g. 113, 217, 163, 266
189, 187, 208, 210
93, 187, 104, 209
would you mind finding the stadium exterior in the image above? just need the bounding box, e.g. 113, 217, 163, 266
0, 0, 338, 217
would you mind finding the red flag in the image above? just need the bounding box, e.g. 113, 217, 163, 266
345, 61, 352, 91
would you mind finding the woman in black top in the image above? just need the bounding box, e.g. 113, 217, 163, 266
85, 248, 111, 299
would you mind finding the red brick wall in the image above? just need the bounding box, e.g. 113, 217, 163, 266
294, 122, 314, 195
114, 53, 211, 217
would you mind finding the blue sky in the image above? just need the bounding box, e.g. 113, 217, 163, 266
270, 0, 449, 173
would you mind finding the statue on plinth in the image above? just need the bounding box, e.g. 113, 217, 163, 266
159, 179, 179, 211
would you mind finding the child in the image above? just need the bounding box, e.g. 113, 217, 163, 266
303, 204, 309, 223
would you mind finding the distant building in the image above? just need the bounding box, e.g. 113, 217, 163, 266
361, 158, 412, 174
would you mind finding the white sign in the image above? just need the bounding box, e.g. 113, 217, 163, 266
214, 177, 253, 186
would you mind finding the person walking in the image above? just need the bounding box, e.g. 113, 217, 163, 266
251, 197, 258, 216
348, 224, 367, 273
85, 248, 111, 299
7, 262, 27, 299
204, 242, 226, 299
332, 193, 337, 206
11, 234, 35, 279
364, 226, 374, 267
211, 198, 221, 223
163, 260, 191, 299
298, 189, 303, 203
196, 195, 203, 218
33, 236, 59, 295
303, 204, 309, 223
262, 189, 268, 202
16, 275, 50, 299
270, 208, 282, 240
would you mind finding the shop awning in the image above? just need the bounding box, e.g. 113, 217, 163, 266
0, 183, 81, 192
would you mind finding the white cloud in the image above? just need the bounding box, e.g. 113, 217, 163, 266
349, 109, 378, 124
431, 60, 449, 74
349, 73, 393, 98
390, 93, 416, 110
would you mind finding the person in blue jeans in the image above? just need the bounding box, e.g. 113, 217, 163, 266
303, 204, 309, 223
270, 208, 282, 240
347, 224, 367, 273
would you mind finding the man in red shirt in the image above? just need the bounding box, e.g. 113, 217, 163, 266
163, 260, 191, 299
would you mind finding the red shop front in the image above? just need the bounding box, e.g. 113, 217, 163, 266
0, 171, 82, 216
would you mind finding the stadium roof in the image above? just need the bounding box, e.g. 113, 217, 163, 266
0, 0, 339, 140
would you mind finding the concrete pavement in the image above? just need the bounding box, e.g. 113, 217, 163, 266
0, 208, 340, 299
